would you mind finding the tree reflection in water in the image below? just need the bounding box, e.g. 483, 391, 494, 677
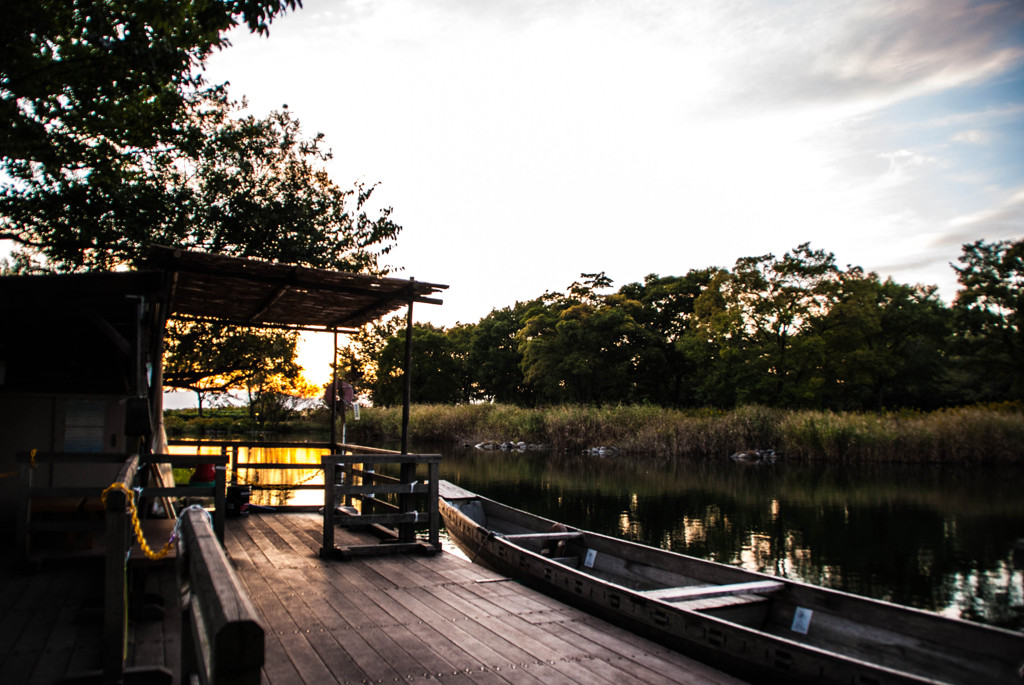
434, 446, 1024, 631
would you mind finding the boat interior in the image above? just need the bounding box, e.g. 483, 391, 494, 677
447, 494, 1021, 685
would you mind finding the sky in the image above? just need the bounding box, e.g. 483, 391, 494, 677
200, 0, 1024, 385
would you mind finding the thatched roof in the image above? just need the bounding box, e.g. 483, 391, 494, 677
148, 247, 447, 332
0, 249, 446, 394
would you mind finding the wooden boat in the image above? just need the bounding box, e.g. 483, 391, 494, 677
438, 481, 1024, 684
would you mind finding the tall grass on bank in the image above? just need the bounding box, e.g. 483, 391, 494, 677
345, 402, 1024, 463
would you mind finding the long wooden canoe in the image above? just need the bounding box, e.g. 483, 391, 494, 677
438, 480, 1024, 684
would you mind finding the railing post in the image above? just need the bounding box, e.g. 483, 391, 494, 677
104, 455, 139, 683
398, 460, 415, 543
321, 453, 336, 557
428, 461, 440, 550
213, 464, 226, 544
16, 454, 32, 566
230, 445, 240, 486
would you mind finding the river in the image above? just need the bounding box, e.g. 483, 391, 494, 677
172, 440, 1024, 631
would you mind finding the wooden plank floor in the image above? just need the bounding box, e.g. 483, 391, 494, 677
0, 552, 181, 683
0, 513, 746, 684
0, 556, 108, 683
227, 512, 747, 685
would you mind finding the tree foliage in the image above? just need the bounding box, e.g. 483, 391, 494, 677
371, 325, 469, 407
162, 320, 304, 415
952, 239, 1024, 401
1, 0, 303, 267
359, 240, 1019, 411
1, 0, 411, 411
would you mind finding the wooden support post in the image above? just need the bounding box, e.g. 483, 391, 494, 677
213, 463, 226, 544
321, 453, 336, 557
230, 445, 239, 485
16, 455, 32, 566
103, 455, 139, 682
399, 292, 415, 542
401, 290, 413, 455
330, 328, 338, 452
428, 461, 440, 550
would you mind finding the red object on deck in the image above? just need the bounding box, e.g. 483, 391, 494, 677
190, 463, 216, 483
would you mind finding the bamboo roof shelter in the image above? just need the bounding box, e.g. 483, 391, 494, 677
147, 246, 447, 333
147, 246, 448, 451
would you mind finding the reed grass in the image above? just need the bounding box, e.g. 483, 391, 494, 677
346, 402, 1024, 463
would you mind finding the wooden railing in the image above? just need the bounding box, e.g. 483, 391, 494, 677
177, 507, 264, 685
168, 439, 332, 509
321, 444, 441, 559
16, 450, 129, 565
139, 453, 227, 542
15, 450, 228, 682
166, 438, 444, 558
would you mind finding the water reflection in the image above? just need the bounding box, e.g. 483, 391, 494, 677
436, 446, 1024, 631
169, 440, 1024, 630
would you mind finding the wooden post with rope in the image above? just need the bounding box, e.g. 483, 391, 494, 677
103, 454, 139, 681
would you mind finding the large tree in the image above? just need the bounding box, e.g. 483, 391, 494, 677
468, 301, 538, 405
1, 1, 301, 261
162, 319, 303, 415
518, 273, 653, 404
692, 243, 842, 407
812, 270, 951, 410
2, 90, 401, 273
371, 324, 469, 407
951, 239, 1024, 401
619, 270, 721, 407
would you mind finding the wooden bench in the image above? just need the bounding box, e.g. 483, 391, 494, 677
504, 532, 585, 543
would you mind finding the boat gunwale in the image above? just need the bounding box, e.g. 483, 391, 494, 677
441, 485, 1024, 684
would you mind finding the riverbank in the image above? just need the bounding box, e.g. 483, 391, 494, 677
164, 402, 1024, 463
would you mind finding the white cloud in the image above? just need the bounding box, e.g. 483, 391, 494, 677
204, 0, 1024, 327
952, 129, 992, 144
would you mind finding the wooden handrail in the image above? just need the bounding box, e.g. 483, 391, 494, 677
177, 507, 264, 685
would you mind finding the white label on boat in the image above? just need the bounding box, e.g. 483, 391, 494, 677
791, 607, 813, 634
584, 549, 598, 568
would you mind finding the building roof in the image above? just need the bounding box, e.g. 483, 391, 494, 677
0, 249, 447, 394
148, 247, 447, 332
0, 270, 166, 394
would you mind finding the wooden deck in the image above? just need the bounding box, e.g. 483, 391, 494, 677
1, 512, 746, 684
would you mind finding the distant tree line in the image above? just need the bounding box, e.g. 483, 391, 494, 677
359, 240, 1024, 411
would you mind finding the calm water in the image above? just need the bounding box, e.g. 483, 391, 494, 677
435, 447, 1024, 631
173, 441, 1024, 631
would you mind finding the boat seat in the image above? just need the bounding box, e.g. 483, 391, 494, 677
503, 532, 584, 542
642, 580, 785, 603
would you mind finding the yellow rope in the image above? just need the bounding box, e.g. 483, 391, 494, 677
101, 482, 175, 561
0, 448, 37, 480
